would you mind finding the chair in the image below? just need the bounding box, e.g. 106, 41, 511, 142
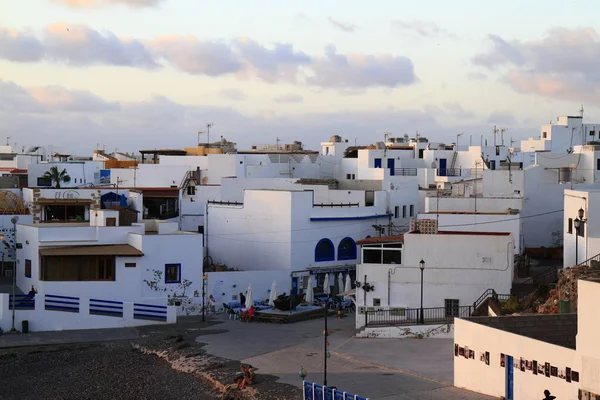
223, 304, 239, 320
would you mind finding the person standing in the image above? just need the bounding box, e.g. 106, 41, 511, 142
543, 389, 556, 400
239, 292, 246, 307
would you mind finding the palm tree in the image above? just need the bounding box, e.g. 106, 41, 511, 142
42, 166, 71, 188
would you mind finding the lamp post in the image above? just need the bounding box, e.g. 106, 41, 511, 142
323, 292, 329, 387
419, 259, 425, 324
456, 132, 463, 151
10, 216, 19, 332
202, 256, 213, 322
574, 208, 587, 266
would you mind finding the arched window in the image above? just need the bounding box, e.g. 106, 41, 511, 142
338, 237, 357, 260
315, 239, 335, 262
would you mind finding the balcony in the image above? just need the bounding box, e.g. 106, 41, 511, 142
392, 168, 417, 176
436, 168, 462, 177
364, 305, 473, 327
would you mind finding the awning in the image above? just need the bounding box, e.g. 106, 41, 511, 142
39, 244, 144, 257
36, 199, 94, 205
140, 188, 179, 198
338, 289, 356, 297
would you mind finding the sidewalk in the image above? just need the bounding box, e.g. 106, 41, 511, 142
0, 327, 139, 348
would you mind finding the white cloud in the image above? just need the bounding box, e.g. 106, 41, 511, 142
220, 89, 246, 101
327, 17, 358, 33
391, 20, 454, 38
52, 0, 164, 8
273, 94, 303, 103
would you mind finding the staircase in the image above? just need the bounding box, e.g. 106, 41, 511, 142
450, 151, 458, 169
577, 252, 600, 267
471, 288, 511, 316
180, 169, 199, 192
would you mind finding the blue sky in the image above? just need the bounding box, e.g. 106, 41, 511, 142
1, 0, 600, 153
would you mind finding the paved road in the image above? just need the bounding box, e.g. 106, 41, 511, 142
196, 316, 493, 400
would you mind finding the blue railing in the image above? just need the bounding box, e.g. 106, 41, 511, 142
90, 298, 124, 318
9, 294, 35, 310
303, 381, 369, 400
45, 294, 80, 313
134, 303, 167, 321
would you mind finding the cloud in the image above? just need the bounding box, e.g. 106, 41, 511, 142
0, 80, 119, 113
466, 72, 487, 81
150, 37, 241, 75
0, 23, 418, 89
473, 28, 600, 102
308, 45, 416, 88
391, 20, 454, 38
327, 17, 358, 33
442, 102, 475, 118
0, 28, 44, 62
273, 94, 303, 103
487, 111, 516, 126
52, 0, 164, 8
220, 89, 246, 101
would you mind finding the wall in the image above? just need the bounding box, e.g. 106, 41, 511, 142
0, 215, 34, 263
205, 270, 291, 307
424, 196, 523, 214
357, 323, 454, 339
357, 233, 514, 318
417, 213, 522, 254
454, 318, 580, 400
0, 294, 176, 332
27, 161, 104, 187
577, 279, 600, 395
110, 164, 191, 187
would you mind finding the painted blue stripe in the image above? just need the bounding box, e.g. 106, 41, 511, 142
133, 303, 167, 309
45, 305, 79, 312
46, 294, 80, 300
134, 313, 167, 320
46, 300, 79, 306
310, 213, 393, 221
90, 310, 123, 316
90, 304, 123, 311
90, 299, 123, 305
10, 294, 33, 298
134, 309, 167, 315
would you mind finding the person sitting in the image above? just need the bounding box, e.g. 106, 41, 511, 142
241, 305, 255, 322
236, 364, 255, 389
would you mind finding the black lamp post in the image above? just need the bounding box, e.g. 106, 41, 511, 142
323, 292, 329, 387
419, 259, 425, 324
574, 208, 586, 266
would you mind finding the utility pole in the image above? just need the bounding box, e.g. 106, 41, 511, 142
206, 123, 213, 149
500, 128, 507, 146
493, 125, 498, 146
197, 130, 204, 146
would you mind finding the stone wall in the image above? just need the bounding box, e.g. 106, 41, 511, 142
465, 313, 577, 349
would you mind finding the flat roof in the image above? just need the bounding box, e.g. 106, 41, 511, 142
356, 235, 404, 245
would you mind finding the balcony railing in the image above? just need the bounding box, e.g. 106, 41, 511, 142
392, 168, 417, 176
365, 305, 473, 327
436, 168, 462, 177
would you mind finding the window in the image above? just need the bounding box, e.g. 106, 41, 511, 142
409, 205, 414, 217
394, 206, 399, 219
365, 191, 374, 207
125, 263, 136, 268
106, 217, 116, 227
346, 174, 352, 179
418, 149, 424, 159
568, 218, 573, 234
41, 256, 115, 281
37, 177, 52, 187
165, 263, 181, 283
590, 130, 596, 137
187, 186, 196, 195
445, 299, 459, 317
338, 237, 357, 260
402, 205, 406, 218
44, 205, 87, 222
495, 146, 500, 156
351, 174, 355, 179
597, 159, 600, 171
315, 239, 335, 262
362, 243, 402, 264
25, 259, 31, 278
542, 132, 547, 139
374, 158, 382, 168
373, 298, 381, 307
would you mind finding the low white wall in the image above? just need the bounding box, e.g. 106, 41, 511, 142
454, 319, 580, 399
0, 294, 176, 332
206, 270, 291, 307
357, 323, 453, 339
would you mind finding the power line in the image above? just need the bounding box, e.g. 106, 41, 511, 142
436, 209, 563, 228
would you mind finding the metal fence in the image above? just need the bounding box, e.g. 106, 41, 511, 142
303, 381, 369, 400
365, 305, 473, 327
393, 168, 417, 176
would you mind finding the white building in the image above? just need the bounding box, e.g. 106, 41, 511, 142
455, 277, 599, 399
563, 187, 600, 267
355, 229, 514, 334
28, 160, 105, 188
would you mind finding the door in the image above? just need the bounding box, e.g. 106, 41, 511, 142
505, 355, 514, 400
374, 158, 382, 168
291, 277, 298, 295
439, 158, 447, 176
489, 160, 496, 170
387, 158, 395, 176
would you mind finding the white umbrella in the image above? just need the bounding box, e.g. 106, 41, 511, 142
344, 274, 352, 298
268, 281, 277, 307
305, 279, 314, 304
323, 274, 330, 295
337, 273, 344, 295
245, 284, 253, 309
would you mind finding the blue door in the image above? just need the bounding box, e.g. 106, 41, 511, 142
387, 158, 395, 176
439, 158, 447, 176
505, 355, 514, 400
374, 158, 382, 168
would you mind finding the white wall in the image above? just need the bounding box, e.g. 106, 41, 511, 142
28, 161, 104, 187
110, 164, 191, 187
0, 215, 34, 263
424, 196, 522, 214
577, 279, 600, 395
0, 293, 176, 332
454, 318, 580, 400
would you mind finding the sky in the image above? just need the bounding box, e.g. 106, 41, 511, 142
1, 0, 600, 154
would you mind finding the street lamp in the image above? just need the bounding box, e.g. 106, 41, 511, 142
419, 259, 425, 324
323, 291, 330, 387
574, 208, 587, 265
456, 132, 463, 150
10, 216, 19, 332
298, 366, 307, 381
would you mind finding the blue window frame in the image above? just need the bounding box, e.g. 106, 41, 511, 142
315, 239, 335, 262
165, 263, 181, 284
338, 237, 357, 260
